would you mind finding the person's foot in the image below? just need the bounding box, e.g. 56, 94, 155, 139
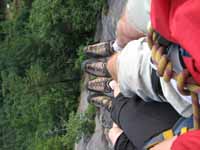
87, 77, 113, 97
88, 94, 112, 111
82, 58, 110, 77
84, 41, 115, 58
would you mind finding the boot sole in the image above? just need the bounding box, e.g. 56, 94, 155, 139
81, 58, 111, 77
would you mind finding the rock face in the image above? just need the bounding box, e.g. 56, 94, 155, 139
95, 0, 127, 42
75, 0, 127, 150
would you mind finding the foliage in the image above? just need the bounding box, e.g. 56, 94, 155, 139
1, 64, 73, 150
0, 0, 103, 149
62, 105, 96, 150
31, 136, 64, 150
64, 0, 103, 32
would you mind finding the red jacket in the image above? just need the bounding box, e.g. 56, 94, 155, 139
151, 0, 200, 83
171, 130, 200, 150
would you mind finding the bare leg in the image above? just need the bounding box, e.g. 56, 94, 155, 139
107, 53, 119, 81
115, 9, 144, 48
109, 81, 123, 146
109, 123, 123, 146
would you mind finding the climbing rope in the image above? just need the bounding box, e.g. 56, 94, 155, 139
147, 24, 200, 129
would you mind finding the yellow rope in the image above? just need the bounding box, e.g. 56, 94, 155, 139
147, 24, 200, 129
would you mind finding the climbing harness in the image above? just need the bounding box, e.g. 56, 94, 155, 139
144, 126, 191, 149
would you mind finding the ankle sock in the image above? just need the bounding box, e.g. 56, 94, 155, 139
112, 41, 123, 52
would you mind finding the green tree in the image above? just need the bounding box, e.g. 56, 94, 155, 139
0, 0, 103, 149
62, 105, 96, 150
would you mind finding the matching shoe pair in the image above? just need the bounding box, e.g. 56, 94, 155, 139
83, 41, 115, 111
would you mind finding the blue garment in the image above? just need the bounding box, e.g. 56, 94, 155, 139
173, 116, 193, 135
143, 116, 193, 149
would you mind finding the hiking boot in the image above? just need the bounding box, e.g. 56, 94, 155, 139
84, 41, 115, 58
82, 58, 110, 77
87, 77, 113, 97
88, 94, 112, 111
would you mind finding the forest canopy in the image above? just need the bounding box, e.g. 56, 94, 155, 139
0, 0, 104, 149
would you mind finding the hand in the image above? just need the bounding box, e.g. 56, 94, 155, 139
150, 136, 177, 150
